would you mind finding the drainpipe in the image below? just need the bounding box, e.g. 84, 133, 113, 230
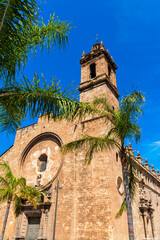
53, 180, 62, 240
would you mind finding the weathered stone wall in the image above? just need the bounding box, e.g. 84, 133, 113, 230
0, 115, 128, 240
81, 56, 108, 84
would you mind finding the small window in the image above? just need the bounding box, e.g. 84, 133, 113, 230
108, 65, 111, 77
90, 63, 96, 79
38, 154, 47, 172
116, 152, 118, 162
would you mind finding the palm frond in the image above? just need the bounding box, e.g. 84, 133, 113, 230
0, 0, 39, 81
0, 0, 72, 81
0, 75, 108, 133
12, 177, 26, 191
0, 176, 9, 187
0, 188, 10, 202
116, 199, 126, 217
121, 90, 145, 107
0, 162, 15, 183
62, 135, 120, 165
15, 177, 26, 187
92, 96, 116, 123
93, 96, 114, 112
106, 91, 145, 144
0, 162, 42, 219
0, 0, 39, 32
20, 185, 41, 208
0, 187, 12, 202
13, 195, 21, 217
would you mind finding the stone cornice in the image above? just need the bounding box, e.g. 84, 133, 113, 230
129, 152, 160, 186
80, 47, 118, 70
79, 73, 120, 99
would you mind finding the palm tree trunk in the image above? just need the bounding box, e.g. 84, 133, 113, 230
0, 202, 11, 240
122, 160, 134, 240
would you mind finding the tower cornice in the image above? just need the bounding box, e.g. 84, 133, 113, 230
80, 43, 118, 70
79, 73, 120, 99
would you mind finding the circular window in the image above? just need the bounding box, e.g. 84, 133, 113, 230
117, 176, 124, 195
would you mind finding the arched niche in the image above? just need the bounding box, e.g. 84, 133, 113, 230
38, 153, 47, 172
21, 132, 62, 165
20, 132, 63, 187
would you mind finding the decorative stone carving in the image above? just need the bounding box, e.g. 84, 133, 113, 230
14, 203, 51, 240
139, 178, 155, 239
136, 151, 143, 164
127, 143, 134, 157
14, 213, 28, 240
144, 158, 149, 170
38, 209, 48, 240
151, 165, 156, 175
100, 41, 105, 50
36, 174, 42, 187
82, 51, 85, 58
156, 170, 160, 178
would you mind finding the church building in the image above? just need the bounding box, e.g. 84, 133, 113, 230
0, 42, 160, 240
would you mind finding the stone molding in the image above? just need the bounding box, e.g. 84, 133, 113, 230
20, 132, 63, 166
78, 73, 119, 99
80, 42, 118, 70
14, 203, 51, 240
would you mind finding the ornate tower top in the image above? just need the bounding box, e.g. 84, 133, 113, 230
80, 42, 118, 71
79, 42, 119, 104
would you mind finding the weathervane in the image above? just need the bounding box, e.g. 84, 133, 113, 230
96, 34, 99, 43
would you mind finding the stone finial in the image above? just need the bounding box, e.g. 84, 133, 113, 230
100, 41, 105, 50
148, 199, 153, 209
128, 143, 134, 156
82, 51, 85, 58
91, 43, 101, 53
144, 158, 149, 170
136, 151, 143, 164
151, 165, 156, 175
156, 170, 160, 178
148, 199, 154, 215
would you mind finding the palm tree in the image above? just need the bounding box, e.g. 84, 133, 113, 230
0, 75, 105, 133
61, 91, 145, 240
0, 1, 102, 133
0, 162, 41, 240
0, 0, 72, 82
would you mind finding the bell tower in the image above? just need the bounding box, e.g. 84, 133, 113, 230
79, 42, 119, 108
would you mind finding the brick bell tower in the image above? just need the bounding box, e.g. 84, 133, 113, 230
79, 42, 119, 108
77, 42, 129, 239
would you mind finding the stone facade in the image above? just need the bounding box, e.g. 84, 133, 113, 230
0, 42, 159, 240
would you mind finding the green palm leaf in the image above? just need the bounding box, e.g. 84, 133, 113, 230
20, 185, 41, 208
0, 0, 72, 81
62, 134, 120, 165
13, 195, 21, 217
0, 162, 42, 215
0, 74, 108, 133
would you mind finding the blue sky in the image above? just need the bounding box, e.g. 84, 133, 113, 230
0, 0, 160, 169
